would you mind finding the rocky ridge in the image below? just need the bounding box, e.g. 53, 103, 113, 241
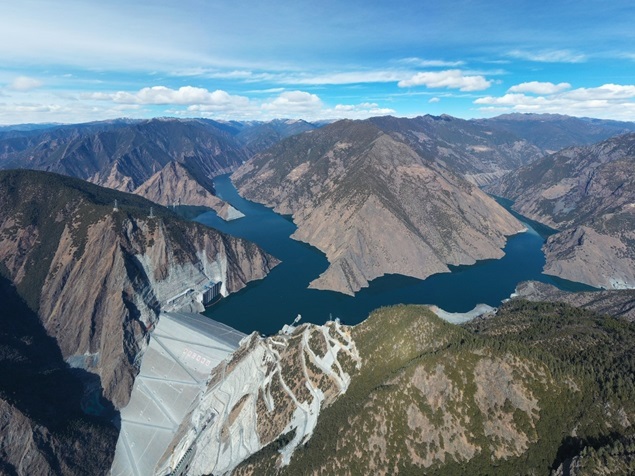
490, 133, 635, 289
133, 161, 244, 220
233, 119, 524, 295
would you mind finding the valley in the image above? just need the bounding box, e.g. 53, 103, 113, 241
1, 113, 635, 475
3, 1, 635, 473
199, 174, 593, 335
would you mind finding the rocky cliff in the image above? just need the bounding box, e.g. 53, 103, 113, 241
0, 169, 278, 410
233, 119, 524, 295
491, 133, 635, 289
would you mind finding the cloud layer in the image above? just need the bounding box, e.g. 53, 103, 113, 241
398, 70, 492, 91
0, 1, 634, 123
476, 83, 635, 119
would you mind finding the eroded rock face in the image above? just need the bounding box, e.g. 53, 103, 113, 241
233, 120, 523, 295
159, 321, 360, 475
491, 133, 635, 289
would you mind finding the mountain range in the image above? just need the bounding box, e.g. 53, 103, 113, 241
490, 132, 635, 289
233, 119, 526, 295
0, 118, 319, 220
2, 112, 635, 474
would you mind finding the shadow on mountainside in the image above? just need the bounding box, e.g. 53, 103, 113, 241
0, 273, 119, 474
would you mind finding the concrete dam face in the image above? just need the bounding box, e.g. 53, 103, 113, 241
110, 312, 245, 476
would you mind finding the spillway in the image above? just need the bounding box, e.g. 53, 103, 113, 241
110, 312, 245, 476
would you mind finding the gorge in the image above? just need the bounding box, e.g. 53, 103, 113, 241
198, 174, 594, 336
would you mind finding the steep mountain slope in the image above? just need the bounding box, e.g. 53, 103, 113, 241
369, 114, 544, 185
491, 133, 635, 289
166, 302, 635, 475
233, 119, 524, 295
0, 118, 249, 218
0, 274, 118, 475
133, 161, 244, 220
476, 113, 635, 153
0, 169, 278, 411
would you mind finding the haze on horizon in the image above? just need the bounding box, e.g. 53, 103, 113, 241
1, 0, 634, 124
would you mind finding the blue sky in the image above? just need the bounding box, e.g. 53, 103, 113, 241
1, 0, 634, 124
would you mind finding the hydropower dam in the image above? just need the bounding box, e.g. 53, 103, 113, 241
110, 311, 245, 476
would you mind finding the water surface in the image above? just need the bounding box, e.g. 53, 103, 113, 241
197, 175, 592, 335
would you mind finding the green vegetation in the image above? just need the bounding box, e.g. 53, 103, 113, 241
235, 302, 635, 475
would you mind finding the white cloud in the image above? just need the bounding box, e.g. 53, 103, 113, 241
475, 83, 635, 120
507, 49, 587, 63
284, 71, 403, 85
7, 76, 43, 92
507, 81, 571, 95
0, 100, 142, 124
262, 90, 322, 113
398, 57, 465, 67
429, 97, 441, 103
398, 70, 492, 91
73, 86, 400, 122
84, 86, 251, 107
331, 102, 395, 118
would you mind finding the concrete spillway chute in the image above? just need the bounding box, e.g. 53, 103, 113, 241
110, 312, 244, 476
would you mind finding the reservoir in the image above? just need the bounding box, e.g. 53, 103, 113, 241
197, 174, 593, 335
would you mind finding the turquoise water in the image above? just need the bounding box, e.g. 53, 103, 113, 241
197, 175, 593, 335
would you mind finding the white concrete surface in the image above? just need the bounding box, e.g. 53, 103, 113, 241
110, 312, 244, 476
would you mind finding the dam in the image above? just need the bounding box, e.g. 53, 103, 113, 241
110, 312, 245, 476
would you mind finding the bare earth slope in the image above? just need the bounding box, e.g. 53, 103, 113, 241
233, 120, 523, 295
491, 133, 635, 289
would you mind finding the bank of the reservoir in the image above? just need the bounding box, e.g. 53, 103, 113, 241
196, 174, 593, 336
